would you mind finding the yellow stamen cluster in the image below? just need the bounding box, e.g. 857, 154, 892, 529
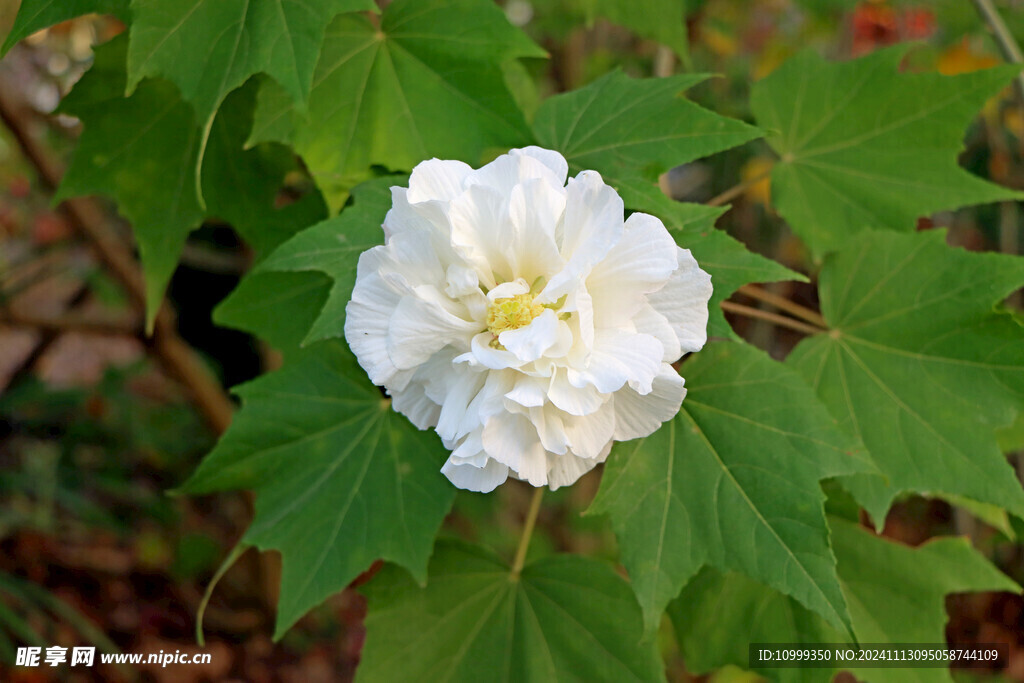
486, 294, 545, 337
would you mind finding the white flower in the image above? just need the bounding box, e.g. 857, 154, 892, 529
345, 147, 712, 493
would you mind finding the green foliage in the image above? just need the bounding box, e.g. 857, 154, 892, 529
788, 230, 1024, 524
257, 176, 397, 344
534, 70, 760, 185
249, 0, 545, 208
14, 0, 1024, 676
180, 341, 457, 637
589, 341, 872, 636
358, 540, 664, 682
752, 46, 1022, 254
126, 0, 376, 127
670, 518, 1020, 683
583, 0, 690, 64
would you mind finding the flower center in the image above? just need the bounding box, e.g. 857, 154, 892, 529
486, 293, 545, 336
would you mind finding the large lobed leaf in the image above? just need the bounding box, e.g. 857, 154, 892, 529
533, 70, 760, 185
589, 341, 873, 636
357, 541, 665, 683
671, 517, 1020, 683
256, 176, 398, 345
788, 230, 1024, 524
250, 0, 545, 208
126, 0, 376, 126
56, 37, 324, 328
751, 46, 1022, 254
181, 341, 456, 637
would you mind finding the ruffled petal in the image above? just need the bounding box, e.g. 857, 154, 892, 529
482, 413, 549, 487
647, 247, 713, 354
441, 456, 509, 493
508, 178, 565, 281
545, 442, 611, 490
612, 365, 686, 441
407, 158, 473, 204
632, 304, 680, 362
568, 329, 663, 395
587, 212, 679, 327
387, 290, 478, 370
499, 309, 560, 363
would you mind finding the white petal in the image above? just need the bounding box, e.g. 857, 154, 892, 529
441, 456, 509, 493
631, 304, 679, 362
456, 370, 515, 440
445, 263, 479, 298
465, 147, 568, 196
505, 375, 548, 408
530, 404, 569, 455
432, 366, 487, 443
390, 381, 440, 430
612, 365, 686, 440
448, 184, 514, 286
587, 212, 679, 326
482, 413, 549, 486
456, 332, 527, 371
568, 329, 663, 395
407, 159, 473, 203
387, 291, 478, 370
545, 442, 611, 490
345, 252, 401, 385
547, 368, 606, 416
647, 247, 713, 354
540, 172, 623, 304
499, 309, 559, 362
508, 178, 565, 281
563, 402, 615, 460
487, 278, 530, 301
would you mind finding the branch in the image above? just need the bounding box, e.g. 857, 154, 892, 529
0, 71, 234, 434
0, 308, 139, 336
721, 301, 824, 336
971, 0, 1024, 101
737, 284, 828, 329
706, 167, 772, 207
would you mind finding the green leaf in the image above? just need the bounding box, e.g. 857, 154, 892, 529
258, 175, 398, 344
180, 340, 456, 637
533, 70, 761, 185
751, 46, 1022, 254
670, 518, 1020, 683
250, 0, 544, 208
213, 271, 333, 355
589, 341, 871, 636
57, 37, 203, 329
1, 0, 129, 55
584, 0, 689, 65
126, 0, 377, 126
58, 38, 323, 328
357, 540, 665, 683
788, 229, 1024, 524
617, 179, 804, 339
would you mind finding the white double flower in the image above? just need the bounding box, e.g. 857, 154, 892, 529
346, 147, 712, 492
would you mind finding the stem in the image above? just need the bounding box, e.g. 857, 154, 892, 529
706, 167, 773, 207
972, 0, 1024, 100
737, 284, 828, 329
511, 487, 544, 578
721, 301, 824, 336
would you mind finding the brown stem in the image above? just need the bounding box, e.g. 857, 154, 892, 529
737, 284, 828, 329
706, 167, 772, 207
0, 308, 139, 336
0, 70, 234, 434
721, 301, 824, 336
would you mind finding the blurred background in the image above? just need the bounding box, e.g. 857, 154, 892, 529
0, 0, 1022, 680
